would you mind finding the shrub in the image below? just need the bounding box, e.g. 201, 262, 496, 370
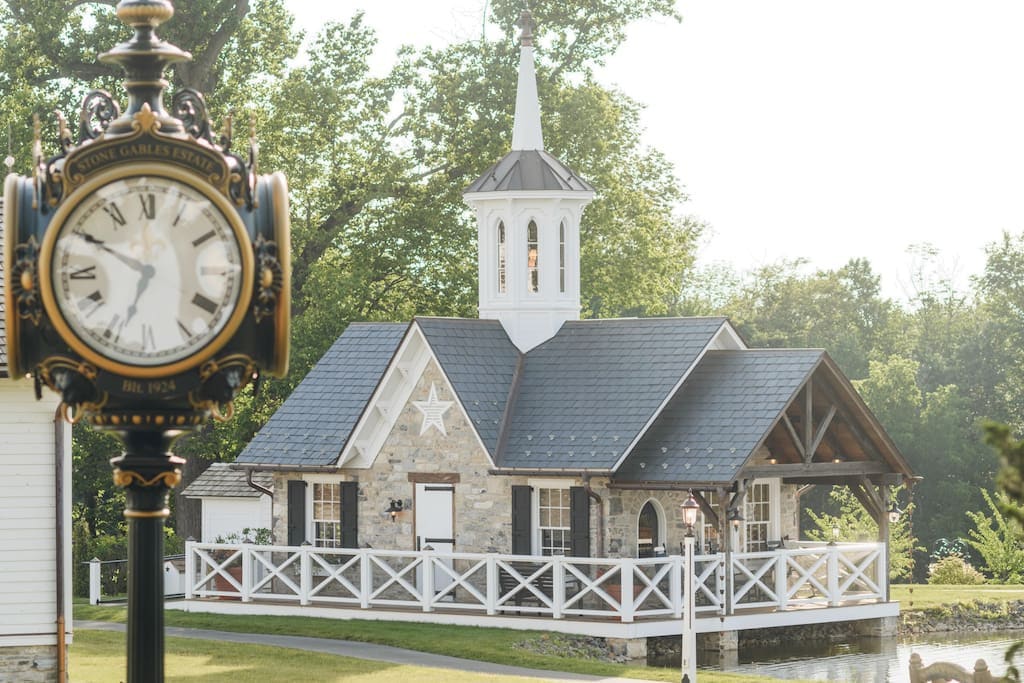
927, 554, 985, 585
964, 489, 1024, 582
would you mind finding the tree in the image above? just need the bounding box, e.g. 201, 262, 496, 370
0, 1, 700, 536
913, 384, 995, 548
983, 424, 1024, 681
720, 258, 904, 379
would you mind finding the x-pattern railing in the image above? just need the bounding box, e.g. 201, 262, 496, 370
185, 541, 886, 621
837, 545, 882, 598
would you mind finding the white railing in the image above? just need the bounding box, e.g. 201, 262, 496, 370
184, 541, 886, 622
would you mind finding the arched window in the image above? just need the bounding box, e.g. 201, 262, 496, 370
497, 221, 506, 294
526, 220, 539, 293
559, 221, 566, 293
637, 500, 663, 558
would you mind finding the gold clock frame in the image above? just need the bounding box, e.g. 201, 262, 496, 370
2, 173, 21, 377
37, 162, 255, 379
267, 171, 291, 378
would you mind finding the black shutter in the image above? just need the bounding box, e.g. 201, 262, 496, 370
286, 480, 307, 546
570, 486, 590, 558
511, 485, 532, 555
340, 481, 359, 549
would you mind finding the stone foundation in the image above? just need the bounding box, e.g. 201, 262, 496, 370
647, 617, 895, 666
0, 645, 60, 683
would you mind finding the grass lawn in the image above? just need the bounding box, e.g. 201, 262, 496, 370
891, 584, 1024, 610
70, 629, 557, 682
72, 601, 795, 682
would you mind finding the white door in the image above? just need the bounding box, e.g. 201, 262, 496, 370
415, 483, 455, 596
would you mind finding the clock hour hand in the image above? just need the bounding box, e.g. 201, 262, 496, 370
76, 231, 147, 273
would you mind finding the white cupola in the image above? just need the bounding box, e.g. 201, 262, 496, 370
463, 10, 595, 353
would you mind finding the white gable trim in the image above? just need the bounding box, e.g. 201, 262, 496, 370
336, 322, 496, 470
336, 324, 431, 468
610, 320, 746, 473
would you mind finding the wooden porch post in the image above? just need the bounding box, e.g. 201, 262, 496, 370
717, 487, 728, 617
880, 485, 891, 602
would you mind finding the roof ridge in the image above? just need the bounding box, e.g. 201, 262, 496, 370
494, 351, 526, 464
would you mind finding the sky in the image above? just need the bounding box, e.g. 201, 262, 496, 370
285, 1, 1024, 301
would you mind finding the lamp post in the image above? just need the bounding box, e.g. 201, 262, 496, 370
681, 490, 700, 683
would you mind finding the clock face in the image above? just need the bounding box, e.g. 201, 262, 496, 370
47, 174, 246, 369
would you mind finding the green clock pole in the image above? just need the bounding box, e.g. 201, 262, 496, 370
113, 431, 184, 683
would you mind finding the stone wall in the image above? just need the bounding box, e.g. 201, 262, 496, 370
901, 600, 1024, 635
0, 645, 59, 683
272, 359, 523, 554
779, 483, 801, 541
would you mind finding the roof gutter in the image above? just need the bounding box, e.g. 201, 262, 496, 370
245, 468, 273, 498
487, 468, 612, 477
607, 480, 737, 491
230, 463, 340, 474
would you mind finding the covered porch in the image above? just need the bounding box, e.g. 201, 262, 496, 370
180, 540, 897, 637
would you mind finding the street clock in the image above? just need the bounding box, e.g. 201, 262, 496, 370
1, 3, 292, 678
3, 2, 289, 429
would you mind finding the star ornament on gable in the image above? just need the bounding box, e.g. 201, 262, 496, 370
413, 383, 454, 436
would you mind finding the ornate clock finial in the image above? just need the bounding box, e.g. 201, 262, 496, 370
99, 0, 192, 135
516, 8, 536, 47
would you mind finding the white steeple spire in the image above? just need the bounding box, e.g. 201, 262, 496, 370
463, 9, 594, 353
511, 10, 544, 151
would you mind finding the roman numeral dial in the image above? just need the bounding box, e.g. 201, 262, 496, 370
46, 171, 250, 373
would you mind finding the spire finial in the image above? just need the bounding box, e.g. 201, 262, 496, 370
511, 8, 543, 151
516, 9, 536, 48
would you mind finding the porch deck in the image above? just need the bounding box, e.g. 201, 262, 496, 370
180, 541, 897, 636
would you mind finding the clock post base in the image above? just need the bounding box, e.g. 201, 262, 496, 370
110, 429, 185, 683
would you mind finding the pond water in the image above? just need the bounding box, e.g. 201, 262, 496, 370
709, 630, 1024, 682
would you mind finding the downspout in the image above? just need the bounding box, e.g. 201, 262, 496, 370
583, 475, 604, 558
245, 468, 273, 498
54, 409, 67, 682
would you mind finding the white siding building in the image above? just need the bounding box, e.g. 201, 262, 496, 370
1, 208, 72, 682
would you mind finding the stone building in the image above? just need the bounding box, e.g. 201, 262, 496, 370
221, 12, 915, 570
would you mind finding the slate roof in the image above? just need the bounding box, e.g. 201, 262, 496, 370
181, 462, 273, 498
416, 318, 520, 453
0, 198, 7, 377
235, 322, 407, 467
497, 317, 728, 470
615, 350, 823, 483
464, 150, 594, 194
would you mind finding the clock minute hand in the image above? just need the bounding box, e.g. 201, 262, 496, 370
124, 264, 156, 325
77, 231, 147, 273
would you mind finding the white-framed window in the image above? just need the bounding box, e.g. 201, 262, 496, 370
497, 220, 506, 294
744, 480, 779, 552
312, 481, 341, 548
526, 220, 539, 293
558, 221, 566, 293
536, 486, 571, 555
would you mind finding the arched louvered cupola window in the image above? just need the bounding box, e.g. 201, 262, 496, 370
559, 221, 566, 293
527, 220, 539, 293
497, 220, 507, 294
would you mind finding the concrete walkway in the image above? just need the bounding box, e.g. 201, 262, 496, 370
75, 620, 660, 682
